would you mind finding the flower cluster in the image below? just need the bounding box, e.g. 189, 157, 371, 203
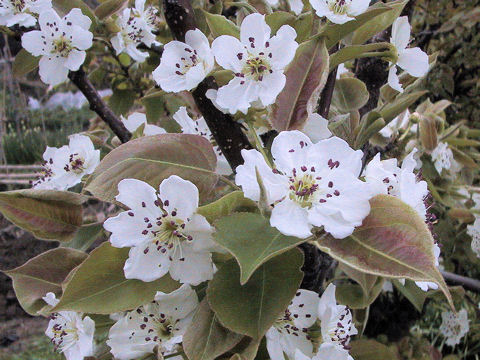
0, 0, 51, 27
439, 309, 470, 347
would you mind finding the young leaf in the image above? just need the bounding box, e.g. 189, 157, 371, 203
331, 78, 369, 113
52, 242, 180, 314
94, 0, 127, 19
265, 11, 295, 34
207, 249, 304, 338
61, 222, 104, 251
351, 0, 408, 45
53, 0, 97, 25
183, 299, 244, 360
213, 213, 307, 284
197, 191, 258, 224
0, 189, 86, 241
379, 90, 428, 124
202, 11, 240, 38
392, 279, 429, 312
13, 49, 39, 77
271, 37, 329, 131
85, 134, 218, 204
4, 248, 87, 315
316, 195, 454, 309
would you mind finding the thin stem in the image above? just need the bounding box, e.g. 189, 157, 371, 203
247, 121, 274, 168
219, 175, 241, 190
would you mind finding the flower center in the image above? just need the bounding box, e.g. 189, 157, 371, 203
31, 159, 54, 187
274, 309, 305, 337
52, 36, 74, 57
328, 0, 349, 14
131, 306, 178, 346
49, 314, 79, 352
64, 154, 85, 174
12, 0, 26, 12
326, 307, 354, 348
175, 47, 199, 76
289, 170, 320, 208
242, 55, 271, 81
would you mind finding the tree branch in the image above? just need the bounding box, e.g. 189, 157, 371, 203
441, 270, 480, 293
162, 0, 252, 171
317, 44, 339, 118
68, 69, 131, 143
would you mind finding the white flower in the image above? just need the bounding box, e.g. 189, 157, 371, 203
153, 29, 214, 92
33, 134, 100, 191
264, 0, 304, 15
211, 13, 298, 114
173, 107, 231, 175
388, 16, 429, 93
365, 148, 428, 219
301, 113, 332, 143
107, 284, 198, 360
379, 109, 410, 138
310, 0, 371, 24
467, 218, 480, 258
430, 142, 461, 175
295, 344, 354, 360
440, 309, 470, 347
336, 63, 349, 79
0, 0, 51, 27
235, 130, 372, 239
318, 284, 357, 348
103, 176, 216, 285
122, 112, 166, 136
42, 292, 95, 360
266, 290, 319, 360
111, 0, 158, 63
21, 8, 93, 86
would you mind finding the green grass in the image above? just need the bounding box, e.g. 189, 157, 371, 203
0, 335, 63, 360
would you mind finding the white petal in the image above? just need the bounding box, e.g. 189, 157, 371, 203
271, 130, 313, 174
268, 25, 298, 69
211, 35, 245, 73
104, 211, 153, 248
289, 0, 304, 15
159, 175, 199, 220
397, 47, 429, 77
290, 289, 319, 328
301, 113, 332, 142
270, 199, 312, 238
144, 124, 166, 136
21, 31, 46, 56
348, 0, 371, 16
116, 178, 159, 213
154, 284, 199, 318
257, 71, 286, 107
391, 16, 411, 51
38, 56, 69, 86
214, 77, 258, 114
185, 29, 214, 71
124, 244, 171, 282
71, 27, 93, 50
316, 343, 353, 360
169, 245, 214, 285
42, 292, 59, 306
311, 136, 364, 176
240, 13, 271, 48
65, 49, 86, 71
122, 112, 147, 133
64, 8, 92, 30
318, 283, 337, 319
266, 328, 287, 360
38, 9, 61, 31
388, 66, 404, 92
183, 214, 217, 253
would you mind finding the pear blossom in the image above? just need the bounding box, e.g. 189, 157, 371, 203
153, 29, 214, 92
173, 107, 231, 175
365, 149, 428, 219
266, 290, 319, 360
107, 284, 198, 360
439, 309, 470, 347
388, 16, 429, 93
42, 292, 95, 360
430, 142, 461, 175
379, 109, 410, 138
32, 134, 100, 191
111, 0, 158, 63
21, 8, 93, 86
309, 0, 371, 24
467, 218, 480, 258
0, 0, 51, 27
318, 284, 357, 349
122, 112, 166, 136
235, 130, 372, 239
104, 176, 216, 285
295, 344, 354, 360
211, 13, 298, 114
264, 0, 304, 15
301, 113, 332, 143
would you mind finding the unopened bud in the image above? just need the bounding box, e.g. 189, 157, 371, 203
448, 208, 475, 224
419, 114, 438, 152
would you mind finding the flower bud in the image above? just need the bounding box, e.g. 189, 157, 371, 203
419, 114, 438, 152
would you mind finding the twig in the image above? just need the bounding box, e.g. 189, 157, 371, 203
68, 68, 131, 143
441, 270, 480, 293
162, 0, 253, 171
317, 44, 339, 118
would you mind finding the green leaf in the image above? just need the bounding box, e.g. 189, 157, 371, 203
12, 49, 39, 77
183, 299, 244, 360
53, 242, 180, 314
214, 213, 306, 284
351, 0, 408, 45
271, 37, 329, 131
321, 5, 393, 48
207, 249, 304, 338
0, 189, 86, 241
53, 0, 97, 25
293, 12, 314, 43
379, 90, 428, 124
350, 339, 400, 360
61, 222, 104, 251
94, 0, 127, 19
4, 248, 87, 315
108, 89, 136, 116
197, 191, 258, 224
332, 78, 369, 113
85, 134, 218, 204
315, 195, 454, 309
202, 11, 240, 38
392, 279, 428, 312
265, 11, 295, 34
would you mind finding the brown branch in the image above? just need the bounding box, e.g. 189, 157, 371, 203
162, 0, 252, 171
317, 44, 339, 118
441, 270, 480, 293
68, 69, 131, 143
